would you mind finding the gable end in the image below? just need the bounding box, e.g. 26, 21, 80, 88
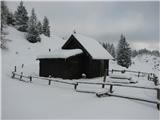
62, 35, 92, 58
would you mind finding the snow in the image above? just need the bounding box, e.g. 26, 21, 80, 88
73, 33, 113, 60
37, 49, 83, 59
130, 54, 160, 77
109, 74, 132, 80
1, 26, 160, 119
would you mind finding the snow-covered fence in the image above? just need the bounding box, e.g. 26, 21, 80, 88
11, 71, 78, 89
96, 92, 160, 109
109, 69, 152, 77
148, 74, 159, 86
76, 81, 160, 110
11, 71, 160, 110
108, 69, 159, 85
32, 76, 78, 88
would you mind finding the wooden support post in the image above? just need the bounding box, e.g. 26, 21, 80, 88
109, 85, 113, 93
21, 64, 24, 68
138, 72, 140, 77
102, 69, 107, 88
157, 88, 160, 110
12, 72, 15, 78
14, 66, 17, 72
112, 69, 113, 73
157, 88, 160, 100
48, 80, 51, 85
157, 103, 160, 110
74, 83, 78, 90
29, 76, 32, 82
153, 77, 158, 86
148, 74, 150, 80
20, 72, 23, 80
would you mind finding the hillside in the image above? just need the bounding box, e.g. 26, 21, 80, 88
2, 26, 159, 119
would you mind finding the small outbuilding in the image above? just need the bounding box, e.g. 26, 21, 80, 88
37, 34, 113, 79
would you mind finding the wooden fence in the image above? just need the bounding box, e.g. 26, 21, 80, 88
11, 70, 160, 110
12, 71, 78, 90
108, 69, 159, 86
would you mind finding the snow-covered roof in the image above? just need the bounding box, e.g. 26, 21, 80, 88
73, 34, 113, 60
37, 49, 83, 59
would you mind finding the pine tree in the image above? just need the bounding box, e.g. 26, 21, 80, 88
1, 1, 9, 28
42, 16, 50, 37
131, 50, 138, 57
14, 1, 28, 32
117, 34, 131, 68
102, 43, 106, 49
1, 1, 15, 26
26, 8, 41, 43
1, 1, 9, 49
110, 44, 116, 58
7, 12, 16, 25
102, 42, 116, 58
37, 21, 43, 34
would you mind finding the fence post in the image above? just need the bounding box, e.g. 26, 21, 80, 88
153, 76, 158, 86
14, 66, 17, 72
20, 72, 23, 80
157, 88, 160, 110
12, 72, 15, 78
102, 69, 107, 88
148, 74, 150, 80
112, 69, 113, 73
74, 83, 78, 90
138, 72, 140, 77
21, 64, 24, 68
48, 80, 51, 85
157, 88, 160, 100
109, 85, 113, 93
29, 76, 32, 82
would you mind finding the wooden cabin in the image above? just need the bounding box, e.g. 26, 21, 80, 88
37, 34, 113, 79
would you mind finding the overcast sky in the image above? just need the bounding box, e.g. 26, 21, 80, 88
7, 1, 159, 50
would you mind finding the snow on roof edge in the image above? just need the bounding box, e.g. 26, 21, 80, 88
72, 33, 114, 60
37, 49, 83, 60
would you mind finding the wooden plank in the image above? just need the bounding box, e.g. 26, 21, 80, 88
96, 92, 159, 105
77, 81, 157, 91
109, 69, 152, 75
32, 76, 76, 85
102, 69, 107, 88
76, 90, 96, 94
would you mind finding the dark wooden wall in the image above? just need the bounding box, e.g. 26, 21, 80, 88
39, 54, 83, 79
85, 60, 109, 78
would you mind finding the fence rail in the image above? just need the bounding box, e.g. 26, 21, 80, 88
107, 69, 159, 86
11, 71, 78, 89
109, 69, 153, 75
11, 70, 160, 110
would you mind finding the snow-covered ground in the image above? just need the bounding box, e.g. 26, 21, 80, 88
2, 26, 160, 119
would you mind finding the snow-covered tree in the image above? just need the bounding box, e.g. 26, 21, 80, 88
1, 1, 9, 27
102, 42, 116, 58
117, 34, 131, 68
26, 8, 41, 43
1, 1, 15, 26
110, 44, 116, 58
42, 16, 50, 37
1, 1, 10, 49
7, 12, 16, 25
14, 1, 28, 32
37, 21, 43, 34
131, 50, 138, 57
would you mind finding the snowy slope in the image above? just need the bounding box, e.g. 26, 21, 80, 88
130, 54, 160, 76
2, 26, 160, 119
2, 26, 65, 75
